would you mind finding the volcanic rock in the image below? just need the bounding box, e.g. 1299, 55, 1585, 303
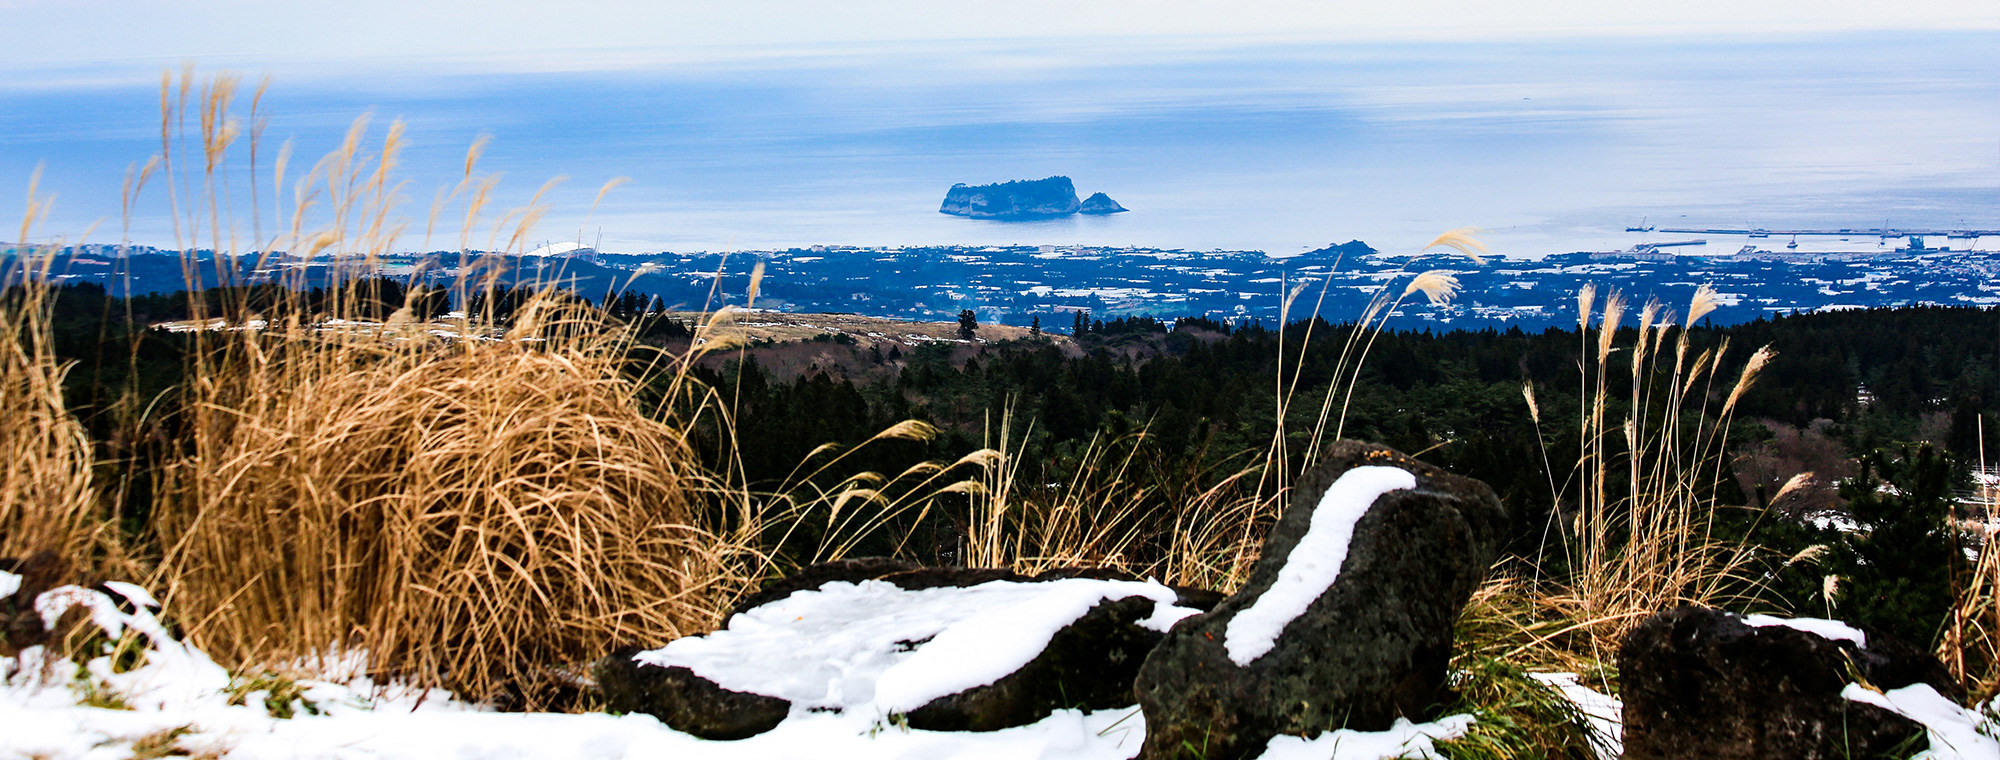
1078, 192, 1128, 214
1134, 440, 1509, 760
939, 177, 1081, 219
600, 559, 1210, 739
903, 594, 1166, 731
0, 552, 67, 655
593, 648, 792, 740
1619, 606, 1957, 760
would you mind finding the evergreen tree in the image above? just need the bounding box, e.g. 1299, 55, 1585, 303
1829, 443, 1966, 644
957, 309, 979, 339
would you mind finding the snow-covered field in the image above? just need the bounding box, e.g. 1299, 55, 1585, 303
5, 571, 1995, 760
2, 574, 1473, 760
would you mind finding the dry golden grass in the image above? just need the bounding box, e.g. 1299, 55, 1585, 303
128, 69, 758, 707
1539, 283, 1771, 655
0, 182, 111, 575
953, 412, 1277, 590
1941, 445, 2000, 700
151, 299, 748, 706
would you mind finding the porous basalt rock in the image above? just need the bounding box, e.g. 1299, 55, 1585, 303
1078, 192, 1128, 214
593, 646, 793, 740
603, 559, 1218, 739
1134, 440, 1508, 760
904, 594, 1164, 731
1619, 606, 1957, 760
1, 552, 68, 655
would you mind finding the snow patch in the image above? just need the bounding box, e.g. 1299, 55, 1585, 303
637, 577, 1197, 716
1841, 683, 1999, 760
4, 578, 1171, 760
1225, 466, 1416, 666
1529, 673, 1622, 760
0, 570, 18, 600
1256, 714, 1474, 760
1742, 614, 1867, 647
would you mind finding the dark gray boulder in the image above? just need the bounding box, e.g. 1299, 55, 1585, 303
1, 552, 68, 656
593, 646, 792, 740
904, 594, 1165, 731
1134, 440, 1508, 760
602, 559, 1214, 739
1619, 606, 1957, 760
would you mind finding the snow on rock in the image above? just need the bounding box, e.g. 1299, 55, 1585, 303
638, 577, 1195, 716
1841, 684, 1999, 760
1742, 613, 1867, 647
1224, 465, 1415, 666
1137, 442, 1510, 760
1528, 673, 1622, 760
1620, 605, 1959, 760
873, 580, 1193, 714
4, 578, 1170, 760
1255, 715, 1475, 760
28, 584, 234, 711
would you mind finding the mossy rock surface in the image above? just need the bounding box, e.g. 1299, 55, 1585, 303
1619, 606, 1956, 760
1135, 440, 1509, 760
594, 647, 792, 740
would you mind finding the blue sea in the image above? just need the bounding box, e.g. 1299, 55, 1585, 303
2, 31, 1996, 258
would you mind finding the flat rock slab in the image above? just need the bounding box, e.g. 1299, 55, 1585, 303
1135, 440, 1508, 760
593, 650, 792, 740
1619, 606, 1959, 760
598, 562, 1205, 739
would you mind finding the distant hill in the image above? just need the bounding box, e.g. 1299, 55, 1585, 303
1300, 240, 1377, 259
9, 242, 1999, 333
940, 177, 1125, 219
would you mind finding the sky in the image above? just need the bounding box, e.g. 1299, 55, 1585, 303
2, 2, 1997, 256
5, 0, 2000, 80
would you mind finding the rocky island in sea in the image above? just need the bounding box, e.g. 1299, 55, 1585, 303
939, 176, 1127, 219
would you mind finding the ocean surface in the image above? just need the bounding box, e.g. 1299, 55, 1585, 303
2, 31, 1996, 258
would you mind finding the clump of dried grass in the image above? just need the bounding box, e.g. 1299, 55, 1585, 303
1535, 283, 1772, 656
140, 70, 752, 708
0, 181, 111, 573
153, 298, 746, 707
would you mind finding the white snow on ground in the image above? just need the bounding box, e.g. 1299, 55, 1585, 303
3, 580, 1469, 760
1842, 684, 2000, 760
1743, 614, 1868, 647
1225, 465, 1416, 666
637, 577, 1197, 716
1256, 715, 1474, 760
1529, 673, 1622, 760
0, 569, 19, 599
